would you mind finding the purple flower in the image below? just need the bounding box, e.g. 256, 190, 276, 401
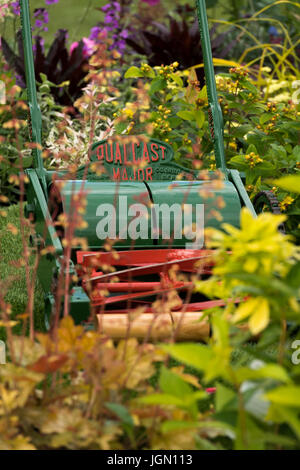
11, 1, 20, 15
33, 7, 49, 31
92, 1, 130, 56
112, 2, 121, 12
45, 0, 59, 4
120, 29, 129, 39
89, 26, 102, 41
101, 4, 112, 12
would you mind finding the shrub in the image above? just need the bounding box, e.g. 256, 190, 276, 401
118, 62, 300, 240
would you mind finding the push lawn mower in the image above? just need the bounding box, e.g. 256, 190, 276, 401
20, 0, 280, 340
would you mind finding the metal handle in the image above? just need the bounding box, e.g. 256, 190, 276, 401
20, 0, 47, 194
195, 0, 228, 177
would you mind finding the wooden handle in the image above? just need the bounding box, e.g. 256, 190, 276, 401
97, 312, 210, 341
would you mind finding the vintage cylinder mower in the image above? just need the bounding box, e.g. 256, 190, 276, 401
20, 0, 279, 340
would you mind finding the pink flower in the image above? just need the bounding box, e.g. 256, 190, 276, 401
70, 37, 96, 58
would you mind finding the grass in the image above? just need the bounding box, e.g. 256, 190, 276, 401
3, 0, 107, 49
0, 204, 45, 341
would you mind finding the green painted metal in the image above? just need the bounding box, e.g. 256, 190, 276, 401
148, 180, 241, 237
25, 169, 63, 292
229, 170, 257, 218
45, 288, 91, 327
58, 179, 241, 249
20, 0, 47, 195
195, 0, 227, 177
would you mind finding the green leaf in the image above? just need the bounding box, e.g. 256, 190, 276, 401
259, 113, 272, 125
150, 78, 167, 95
267, 404, 300, 439
243, 81, 259, 95
262, 432, 297, 448
212, 315, 229, 348
22, 155, 33, 168
197, 421, 235, 439
236, 364, 290, 384
160, 420, 199, 434
198, 85, 207, 100
215, 383, 236, 412
195, 109, 205, 129
144, 68, 156, 79
285, 262, 300, 289
229, 155, 248, 170
231, 124, 252, 139
168, 117, 181, 127
138, 393, 185, 407
159, 366, 192, 398
115, 121, 130, 134
176, 110, 195, 121
161, 343, 213, 372
124, 66, 143, 78
246, 144, 257, 154
171, 73, 183, 87
105, 403, 134, 427
266, 386, 300, 407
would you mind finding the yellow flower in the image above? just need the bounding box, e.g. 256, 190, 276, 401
279, 196, 295, 212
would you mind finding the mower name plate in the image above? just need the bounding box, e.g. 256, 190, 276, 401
77, 137, 196, 182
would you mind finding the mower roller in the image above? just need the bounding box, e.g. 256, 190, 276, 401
20, 0, 274, 340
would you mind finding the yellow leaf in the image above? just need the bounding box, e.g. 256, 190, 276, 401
170, 366, 202, 389
9, 435, 36, 450
232, 298, 260, 323
0, 386, 19, 413
248, 299, 270, 335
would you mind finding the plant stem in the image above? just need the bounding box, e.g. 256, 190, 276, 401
70, 0, 93, 44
